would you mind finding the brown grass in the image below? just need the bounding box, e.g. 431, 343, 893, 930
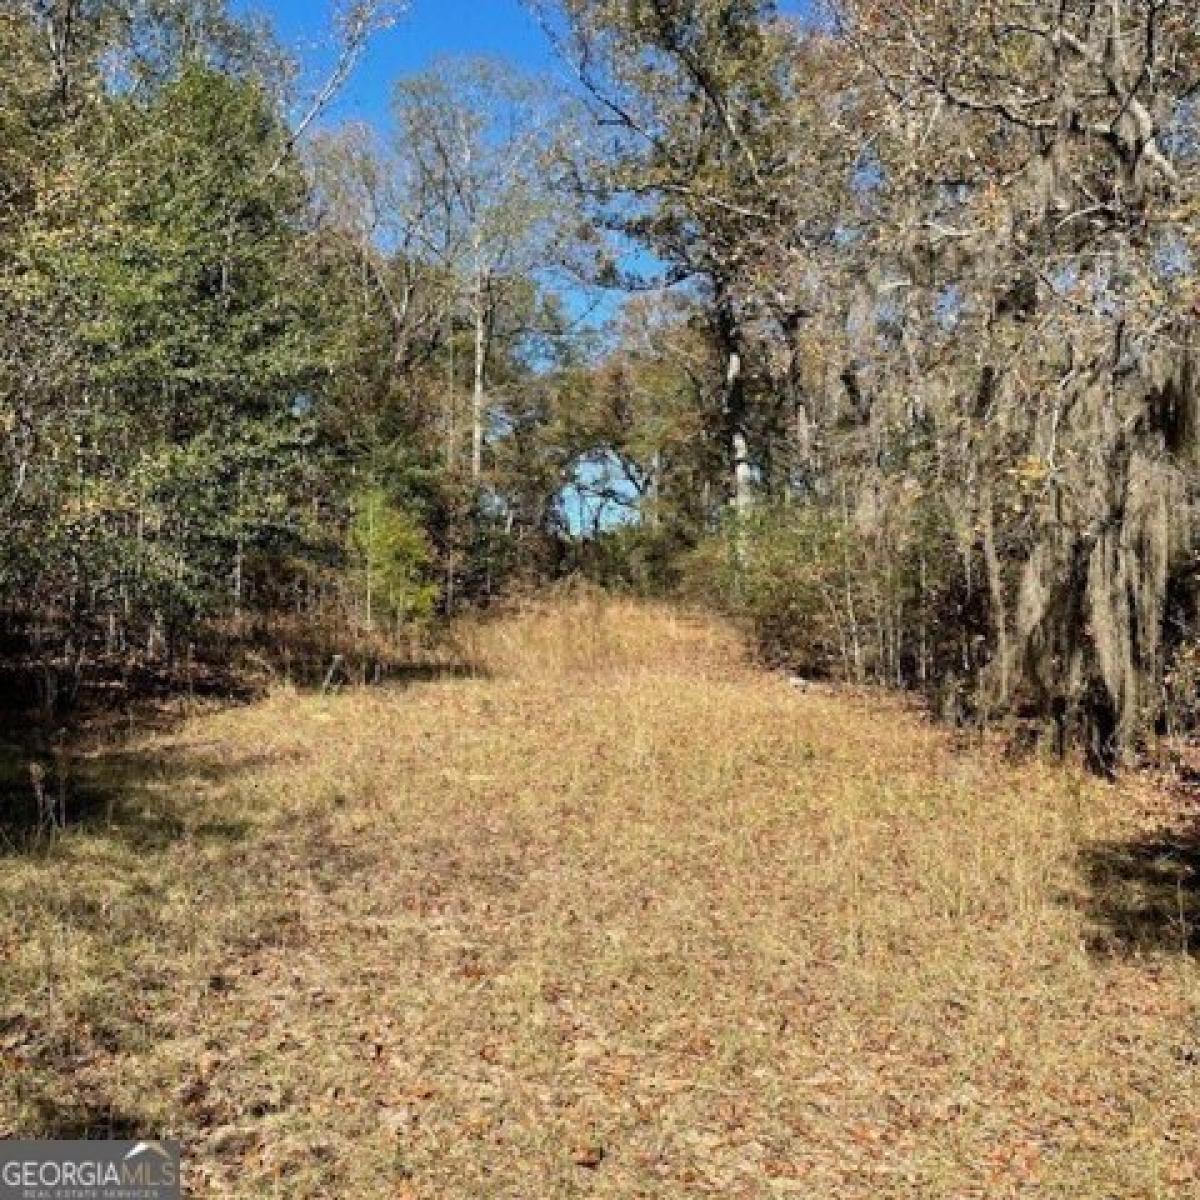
1, 597, 1198, 1197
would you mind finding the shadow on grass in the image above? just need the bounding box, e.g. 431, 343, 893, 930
0, 656, 485, 857
1082, 821, 1200, 958
25, 1098, 156, 1140
0, 748, 257, 857
318, 660, 485, 691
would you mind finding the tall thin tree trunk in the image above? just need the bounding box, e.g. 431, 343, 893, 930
649, 450, 662, 528
364, 494, 375, 633
233, 539, 243, 620
232, 478, 244, 624
980, 483, 1011, 706
445, 304, 456, 471
471, 271, 487, 483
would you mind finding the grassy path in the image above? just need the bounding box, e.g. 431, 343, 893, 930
2, 600, 1198, 1197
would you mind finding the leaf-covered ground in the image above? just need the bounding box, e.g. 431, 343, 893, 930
2, 599, 1198, 1197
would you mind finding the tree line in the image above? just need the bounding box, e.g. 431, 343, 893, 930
2, 0, 1197, 773
545, 0, 1199, 772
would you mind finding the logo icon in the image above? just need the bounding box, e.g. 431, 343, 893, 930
0, 1140, 181, 1199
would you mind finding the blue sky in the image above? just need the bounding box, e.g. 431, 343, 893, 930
238, 0, 566, 129
240, 0, 810, 128
302, 1, 548, 115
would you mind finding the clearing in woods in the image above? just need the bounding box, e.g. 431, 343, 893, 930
1, 599, 1198, 1197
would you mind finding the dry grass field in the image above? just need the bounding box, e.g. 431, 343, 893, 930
1, 597, 1199, 1197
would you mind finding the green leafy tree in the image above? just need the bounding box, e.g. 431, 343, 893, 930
348, 487, 439, 628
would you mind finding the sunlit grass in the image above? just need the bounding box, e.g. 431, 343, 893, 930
1, 597, 1197, 1197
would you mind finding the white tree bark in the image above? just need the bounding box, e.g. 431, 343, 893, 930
727, 350, 753, 516
471, 270, 487, 483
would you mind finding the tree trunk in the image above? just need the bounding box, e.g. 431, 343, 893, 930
731, 416, 753, 518
364, 494, 375, 633
471, 271, 487, 483
649, 451, 662, 528
979, 484, 1011, 707
716, 296, 753, 517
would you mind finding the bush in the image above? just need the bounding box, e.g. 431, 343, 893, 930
681, 498, 971, 687
568, 524, 695, 596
